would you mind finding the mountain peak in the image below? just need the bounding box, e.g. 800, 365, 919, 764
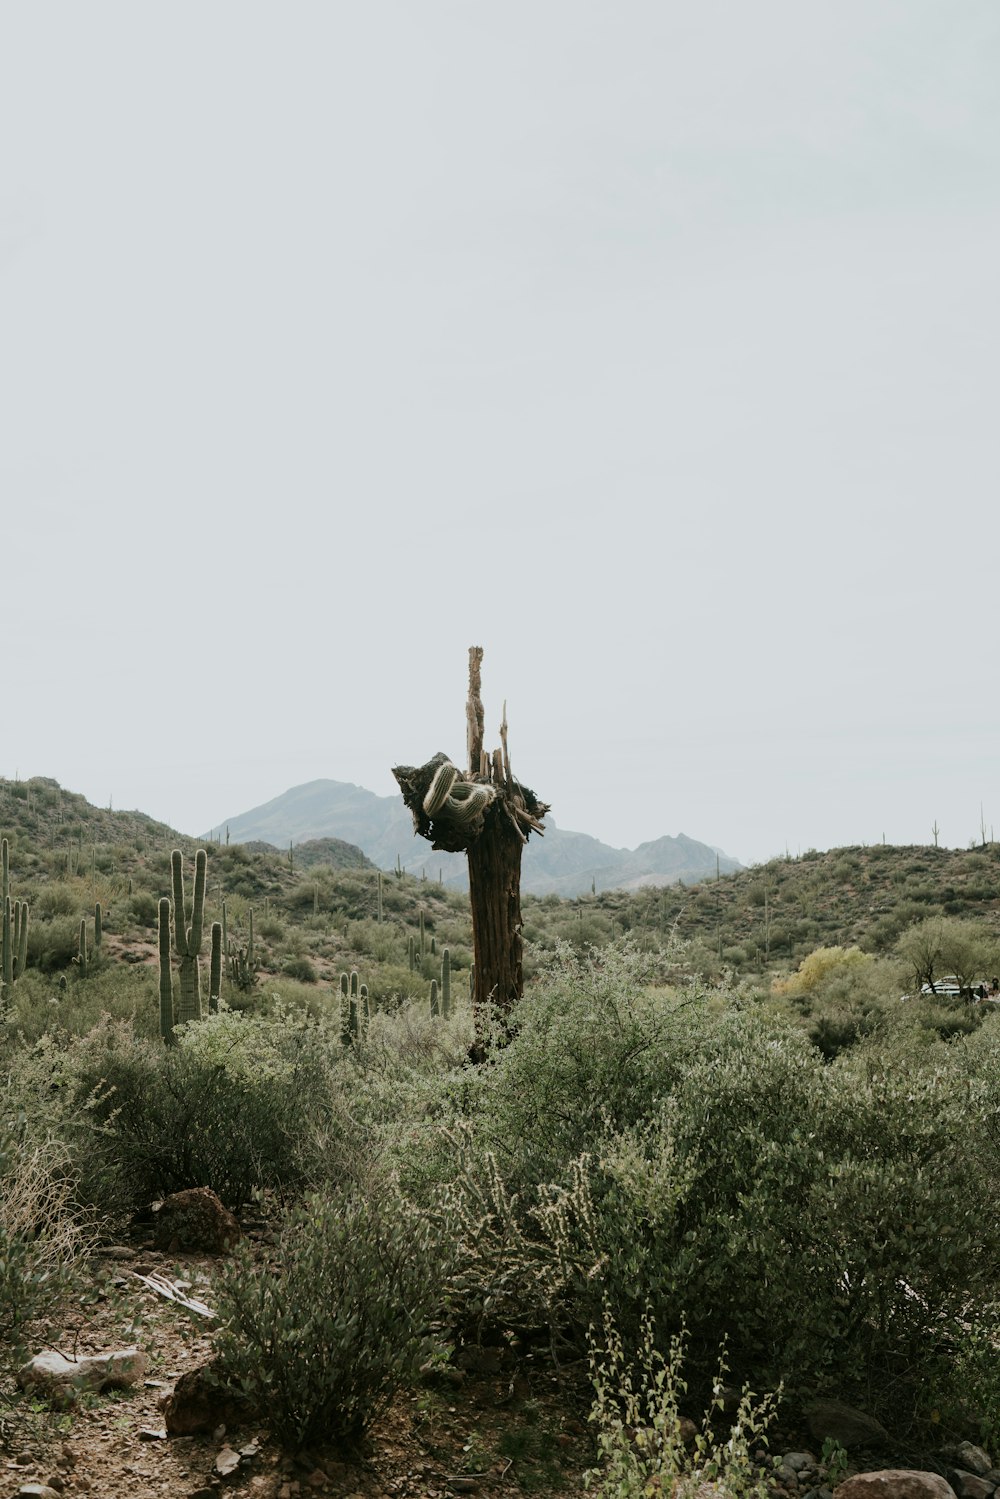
213, 780, 741, 897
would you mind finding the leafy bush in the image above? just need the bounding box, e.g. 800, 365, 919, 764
772, 945, 874, 996
474, 943, 694, 1188
282, 955, 317, 983
26, 914, 84, 972
214, 1186, 447, 1446
129, 891, 159, 928
67, 1011, 343, 1210
445, 952, 1000, 1426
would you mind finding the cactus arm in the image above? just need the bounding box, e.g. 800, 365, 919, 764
209, 921, 222, 1014
2, 897, 11, 990
158, 897, 175, 1043
189, 849, 207, 953
423, 761, 458, 817
13, 901, 28, 980
171, 850, 187, 956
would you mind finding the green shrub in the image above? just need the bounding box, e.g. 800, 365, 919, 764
283, 955, 317, 983
67, 1011, 342, 1210
452, 952, 1000, 1426
26, 914, 84, 972
474, 943, 694, 1188
128, 891, 159, 928
214, 1186, 447, 1446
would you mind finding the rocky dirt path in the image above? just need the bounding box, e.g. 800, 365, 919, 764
3, 1243, 593, 1499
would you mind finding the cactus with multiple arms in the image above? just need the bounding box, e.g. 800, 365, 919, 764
157, 849, 208, 1039
172, 849, 207, 1024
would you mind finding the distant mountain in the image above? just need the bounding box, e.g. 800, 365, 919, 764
209, 779, 741, 897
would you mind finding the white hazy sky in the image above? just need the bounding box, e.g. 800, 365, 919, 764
2, 2, 997, 867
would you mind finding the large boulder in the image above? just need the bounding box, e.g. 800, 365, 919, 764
17, 1347, 147, 1405
162, 1362, 248, 1436
835, 1473, 956, 1499
153, 1187, 240, 1253
806, 1400, 890, 1449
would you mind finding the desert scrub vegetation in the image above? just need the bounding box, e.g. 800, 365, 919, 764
214, 1185, 451, 1447
7, 783, 1000, 1470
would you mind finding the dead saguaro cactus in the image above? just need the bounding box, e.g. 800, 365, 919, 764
393, 646, 548, 1051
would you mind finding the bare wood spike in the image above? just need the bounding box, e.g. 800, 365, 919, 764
500, 700, 511, 786
467, 646, 485, 774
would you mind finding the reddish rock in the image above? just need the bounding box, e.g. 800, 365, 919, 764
162, 1362, 247, 1436
153, 1187, 240, 1253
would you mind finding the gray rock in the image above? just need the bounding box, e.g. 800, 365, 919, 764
958, 1449, 995, 1480
17, 1347, 146, 1404
16, 1487, 62, 1499
806, 1400, 890, 1449
784, 1454, 820, 1472
835, 1473, 956, 1499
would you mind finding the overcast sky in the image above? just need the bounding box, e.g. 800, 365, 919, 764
2, 2, 997, 867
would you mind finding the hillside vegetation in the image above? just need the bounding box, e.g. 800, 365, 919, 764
3, 775, 1000, 1496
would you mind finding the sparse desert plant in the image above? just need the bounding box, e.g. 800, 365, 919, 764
214, 1185, 448, 1446
585, 1303, 778, 1499
0, 1124, 96, 1350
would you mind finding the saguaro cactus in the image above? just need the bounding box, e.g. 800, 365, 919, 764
158, 898, 173, 1043
441, 947, 451, 1019
158, 849, 208, 1039
209, 921, 222, 1014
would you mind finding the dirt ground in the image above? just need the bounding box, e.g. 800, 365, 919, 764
2, 1240, 595, 1499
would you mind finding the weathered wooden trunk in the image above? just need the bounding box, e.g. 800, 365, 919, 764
393, 647, 548, 1048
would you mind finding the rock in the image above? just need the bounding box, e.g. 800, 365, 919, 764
834, 1473, 957, 1499
153, 1187, 241, 1253
15, 1486, 62, 1499
17, 1347, 147, 1404
216, 1447, 242, 1477
806, 1401, 890, 1449
958, 1449, 994, 1479
785, 1454, 820, 1473
162, 1362, 247, 1436
948, 1472, 993, 1499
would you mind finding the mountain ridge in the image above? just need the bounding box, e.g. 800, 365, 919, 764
207, 778, 741, 897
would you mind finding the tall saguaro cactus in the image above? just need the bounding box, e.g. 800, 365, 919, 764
158, 848, 208, 1041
